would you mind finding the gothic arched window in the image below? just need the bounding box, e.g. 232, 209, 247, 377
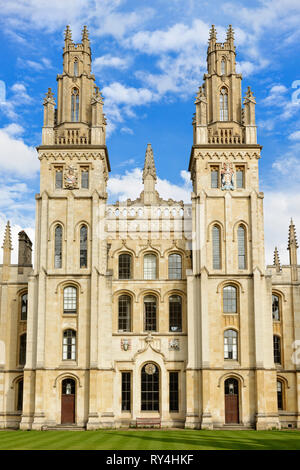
221, 58, 226, 75
71, 88, 79, 122
141, 363, 159, 411
63, 329, 76, 361
273, 335, 281, 364
118, 295, 131, 332
212, 225, 221, 269
169, 295, 182, 332
224, 329, 238, 360
54, 224, 63, 268
277, 380, 284, 410
63, 286, 77, 314
223, 285, 237, 313
21, 293, 28, 321
74, 59, 78, 77
80, 225, 88, 268
144, 295, 157, 332
118, 253, 132, 279
272, 294, 280, 321
237, 225, 246, 269
168, 253, 182, 279
19, 333, 27, 366
220, 87, 228, 121
144, 253, 157, 280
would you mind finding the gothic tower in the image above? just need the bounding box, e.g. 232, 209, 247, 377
186, 25, 279, 429
20, 26, 112, 430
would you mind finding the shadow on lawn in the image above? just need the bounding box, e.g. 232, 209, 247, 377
104, 430, 300, 451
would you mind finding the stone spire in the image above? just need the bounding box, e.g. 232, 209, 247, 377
142, 143, 157, 205
288, 218, 298, 264
2, 221, 12, 267
273, 246, 281, 273
288, 218, 298, 281
143, 143, 157, 183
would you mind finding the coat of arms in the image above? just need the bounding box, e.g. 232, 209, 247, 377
64, 164, 78, 189
221, 163, 234, 190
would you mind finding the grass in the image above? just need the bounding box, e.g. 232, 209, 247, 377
0, 429, 300, 450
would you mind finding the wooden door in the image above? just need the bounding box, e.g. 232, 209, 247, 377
225, 378, 239, 424
61, 379, 75, 424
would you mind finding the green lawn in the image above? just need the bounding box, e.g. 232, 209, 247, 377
0, 429, 300, 450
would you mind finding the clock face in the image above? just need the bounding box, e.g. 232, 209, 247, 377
145, 363, 156, 375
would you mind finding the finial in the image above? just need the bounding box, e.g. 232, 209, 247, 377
195, 85, 206, 104
288, 218, 298, 249
82, 25, 89, 41
43, 87, 55, 106
273, 246, 281, 272
226, 24, 234, 41
65, 25, 72, 41
244, 86, 256, 104
142, 143, 157, 183
209, 24, 217, 42
2, 221, 12, 251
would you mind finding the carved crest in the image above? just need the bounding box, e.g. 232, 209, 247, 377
145, 363, 156, 375
64, 164, 78, 189
169, 339, 180, 351
121, 338, 131, 351
221, 162, 234, 190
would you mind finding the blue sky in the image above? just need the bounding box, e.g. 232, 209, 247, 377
0, 0, 299, 265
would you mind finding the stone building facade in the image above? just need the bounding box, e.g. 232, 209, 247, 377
0, 25, 299, 430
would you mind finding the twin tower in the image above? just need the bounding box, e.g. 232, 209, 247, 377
0, 25, 299, 431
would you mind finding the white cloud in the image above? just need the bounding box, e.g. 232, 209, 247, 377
94, 54, 130, 71
264, 189, 300, 265
127, 19, 209, 54
102, 82, 156, 107
288, 130, 300, 141
102, 82, 158, 134
107, 167, 191, 203
120, 127, 134, 135
0, 214, 35, 264
0, 127, 39, 177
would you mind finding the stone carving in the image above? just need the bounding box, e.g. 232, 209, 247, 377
169, 339, 180, 351
121, 338, 131, 351
145, 363, 156, 375
64, 164, 78, 189
221, 163, 234, 190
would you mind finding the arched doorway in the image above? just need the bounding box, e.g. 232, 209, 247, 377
224, 378, 239, 424
61, 378, 75, 424
141, 363, 160, 411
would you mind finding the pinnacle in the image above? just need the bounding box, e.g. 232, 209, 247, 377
143, 143, 157, 182
2, 221, 12, 251
288, 218, 298, 249
227, 24, 234, 40
82, 25, 89, 41
65, 25, 72, 41
273, 246, 281, 270
209, 24, 217, 41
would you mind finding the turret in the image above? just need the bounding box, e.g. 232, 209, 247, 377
41, 25, 106, 146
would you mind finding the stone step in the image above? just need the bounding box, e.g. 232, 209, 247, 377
42, 425, 86, 431
214, 425, 255, 431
